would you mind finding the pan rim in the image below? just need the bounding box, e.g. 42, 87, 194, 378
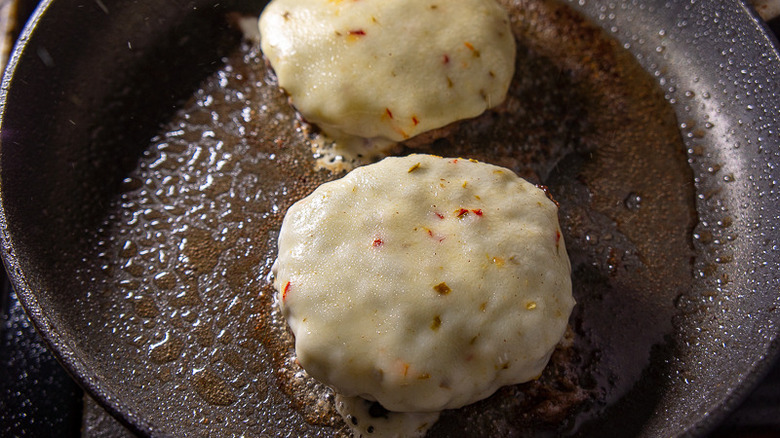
0, 0, 160, 436
0, 0, 779, 436
562, 0, 780, 435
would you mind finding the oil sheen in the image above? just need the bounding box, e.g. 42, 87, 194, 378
83, 0, 696, 436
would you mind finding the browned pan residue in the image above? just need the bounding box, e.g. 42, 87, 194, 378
84, 0, 696, 436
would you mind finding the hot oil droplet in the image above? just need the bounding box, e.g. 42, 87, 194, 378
149, 332, 184, 364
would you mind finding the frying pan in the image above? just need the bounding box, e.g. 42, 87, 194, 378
1, 0, 779, 436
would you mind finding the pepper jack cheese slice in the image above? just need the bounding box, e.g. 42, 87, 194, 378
273, 154, 574, 415
259, 0, 516, 164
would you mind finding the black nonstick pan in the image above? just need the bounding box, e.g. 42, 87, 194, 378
1, 0, 779, 436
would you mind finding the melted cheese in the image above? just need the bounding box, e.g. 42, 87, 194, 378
335, 394, 439, 438
274, 154, 574, 419
259, 0, 516, 166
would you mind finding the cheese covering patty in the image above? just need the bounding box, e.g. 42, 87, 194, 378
274, 154, 574, 413
259, 0, 516, 155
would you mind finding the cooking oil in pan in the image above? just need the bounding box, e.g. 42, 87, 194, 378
83, 0, 696, 435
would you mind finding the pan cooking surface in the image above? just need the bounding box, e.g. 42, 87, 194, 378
76, 0, 696, 435
2, 0, 779, 437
